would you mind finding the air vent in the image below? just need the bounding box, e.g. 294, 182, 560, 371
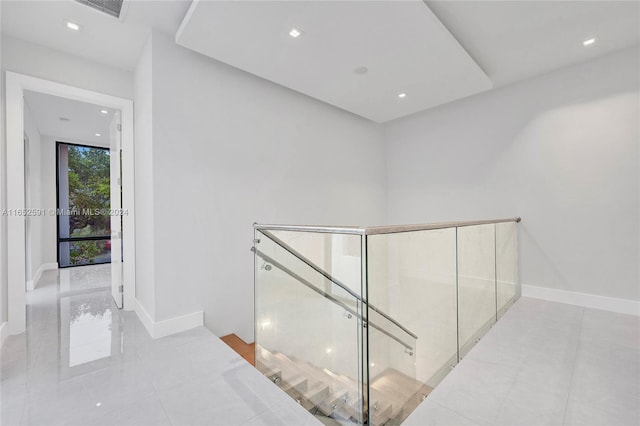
75, 0, 124, 18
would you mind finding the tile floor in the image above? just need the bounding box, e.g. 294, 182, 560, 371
0, 265, 319, 426
2, 266, 639, 426
404, 297, 640, 426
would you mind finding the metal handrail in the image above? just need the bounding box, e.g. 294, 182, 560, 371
254, 217, 521, 236
260, 230, 417, 341
252, 247, 415, 352
255, 224, 365, 235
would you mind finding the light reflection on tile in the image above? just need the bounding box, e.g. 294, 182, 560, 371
1, 264, 320, 426
66, 293, 113, 367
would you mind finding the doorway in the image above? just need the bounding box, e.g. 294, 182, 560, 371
4, 72, 135, 335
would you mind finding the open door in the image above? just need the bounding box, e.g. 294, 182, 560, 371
110, 111, 123, 308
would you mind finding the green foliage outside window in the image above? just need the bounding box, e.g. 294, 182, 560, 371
65, 145, 111, 265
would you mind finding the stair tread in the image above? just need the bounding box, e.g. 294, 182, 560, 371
281, 374, 308, 393
257, 348, 431, 426
370, 400, 394, 426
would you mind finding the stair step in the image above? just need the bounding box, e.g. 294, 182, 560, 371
317, 389, 350, 416
322, 368, 360, 392
281, 374, 309, 400
369, 400, 394, 426
333, 397, 365, 423
369, 388, 403, 424
300, 382, 331, 411
256, 349, 431, 425
370, 369, 434, 424
220, 334, 255, 365
261, 367, 282, 385
271, 353, 327, 386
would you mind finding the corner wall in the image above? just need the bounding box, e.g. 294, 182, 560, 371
133, 35, 156, 321
385, 48, 640, 302
142, 32, 387, 342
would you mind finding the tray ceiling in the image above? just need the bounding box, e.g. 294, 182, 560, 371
176, 0, 492, 123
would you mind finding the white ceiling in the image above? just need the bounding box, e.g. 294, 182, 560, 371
176, 0, 492, 123
3, 1, 639, 122
0, 0, 191, 71
24, 90, 115, 147
425, 0, 640, 87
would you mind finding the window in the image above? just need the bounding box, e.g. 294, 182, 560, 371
57, 142, 111, 267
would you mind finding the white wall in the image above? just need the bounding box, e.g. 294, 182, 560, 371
23, 103, 43, 282
140, 32, 387, 342
385, 48, 640, 302
1, 35, 133, 99
133, 35, 156, 319
1, 2, 5, 324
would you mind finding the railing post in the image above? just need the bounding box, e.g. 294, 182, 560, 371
361, 233, 370, 425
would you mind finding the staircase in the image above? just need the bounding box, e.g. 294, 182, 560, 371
256, 346, 432, 426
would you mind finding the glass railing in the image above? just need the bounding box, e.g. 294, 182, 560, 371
253, 218, 520, 425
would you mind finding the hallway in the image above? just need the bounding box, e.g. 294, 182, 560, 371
0, 265, 318, 426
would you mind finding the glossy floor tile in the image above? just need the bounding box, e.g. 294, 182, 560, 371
405, 297, 640, 426
1, 265, 319, 426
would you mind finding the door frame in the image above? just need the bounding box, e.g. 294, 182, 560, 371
4, 72, 136, 335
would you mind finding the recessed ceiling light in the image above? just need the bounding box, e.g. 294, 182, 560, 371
583, 37, 597, 46
398, 93, 407, 99
95, 133, 101, 137
100, 109, 108, 114
289, 28, 302, 38
64, 20, 81, 31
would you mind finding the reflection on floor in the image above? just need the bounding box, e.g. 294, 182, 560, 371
404, 298, 640, 426
0, 265, 320, 426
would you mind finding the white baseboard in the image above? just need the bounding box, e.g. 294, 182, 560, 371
27, 263, 58, 291
134, 299, 156, 338
0, 322, 8, 348
134, 298, 204, 339
522, 284, 640, 316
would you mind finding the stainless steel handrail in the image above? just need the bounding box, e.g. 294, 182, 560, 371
254, 224, 365, 235
260, 230, 418, 341
252, 247, 415, 351
364, 217, 521, 235
254, 217, 521, 236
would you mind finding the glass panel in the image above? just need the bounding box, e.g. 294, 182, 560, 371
255, 230, 365, 424
496, 222, 518, 318
367, 228, 457, 424
60, 240, 111, 267
269, 230, 364, 298
254, 220, 519, 425
457, 224, 497, 357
